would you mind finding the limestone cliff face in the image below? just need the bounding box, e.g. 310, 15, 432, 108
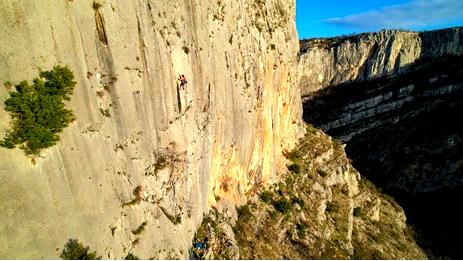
298, 27, 463, 96
0, 0, 303, 258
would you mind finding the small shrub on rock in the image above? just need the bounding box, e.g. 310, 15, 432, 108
273, 198, 292, 216
60, 239, 101, 260
287, 163, 301, 174
124, 253, 139, 260
260, 190, 273, 203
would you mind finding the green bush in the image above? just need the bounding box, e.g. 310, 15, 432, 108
273, 198, 292, 216
291, 197, 305, 208
296, 222, 307, 237
287, 163, 301, 174
60, 239, 101, 260
124, 253, 140, 260
1, 66, 76, 155
237, 204, 253, 221
260, 190, 273, 203
353, 207, 362, 217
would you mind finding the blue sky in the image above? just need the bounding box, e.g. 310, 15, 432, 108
296, 0, 463, 39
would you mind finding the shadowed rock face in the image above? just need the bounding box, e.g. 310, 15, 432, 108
302, 35, 463, 258
0, 0, 303, 258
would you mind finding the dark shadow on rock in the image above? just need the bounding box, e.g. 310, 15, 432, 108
302, 54, 463, 258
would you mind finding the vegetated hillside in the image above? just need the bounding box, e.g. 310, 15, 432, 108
298, 27, 463, 96
190, 125, 426, 259
0, 0, 303, 258
303, 41, 463, 258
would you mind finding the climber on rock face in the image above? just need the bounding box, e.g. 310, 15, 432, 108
178, 74, 188, 88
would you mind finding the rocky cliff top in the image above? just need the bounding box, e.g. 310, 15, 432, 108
300, 27, 463, 53
300, 29, 412, 52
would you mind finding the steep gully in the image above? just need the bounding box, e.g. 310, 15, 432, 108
302, 36, 463, 258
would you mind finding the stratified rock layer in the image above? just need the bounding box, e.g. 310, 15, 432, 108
0, 0, 303, 258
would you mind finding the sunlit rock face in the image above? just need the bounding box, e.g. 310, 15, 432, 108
0, 0, 304, 258
300, 27, 463, 258
298, 27, 463, 96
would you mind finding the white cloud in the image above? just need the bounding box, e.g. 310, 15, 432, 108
324, 0, 463, 30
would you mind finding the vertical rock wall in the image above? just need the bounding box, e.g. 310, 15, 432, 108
0, 0, 303, 258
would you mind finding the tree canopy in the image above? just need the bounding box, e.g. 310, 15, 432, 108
1, 65, 76, 155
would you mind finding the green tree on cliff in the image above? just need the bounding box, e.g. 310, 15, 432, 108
60, 239, 101, 260
0, 65, 76, 155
